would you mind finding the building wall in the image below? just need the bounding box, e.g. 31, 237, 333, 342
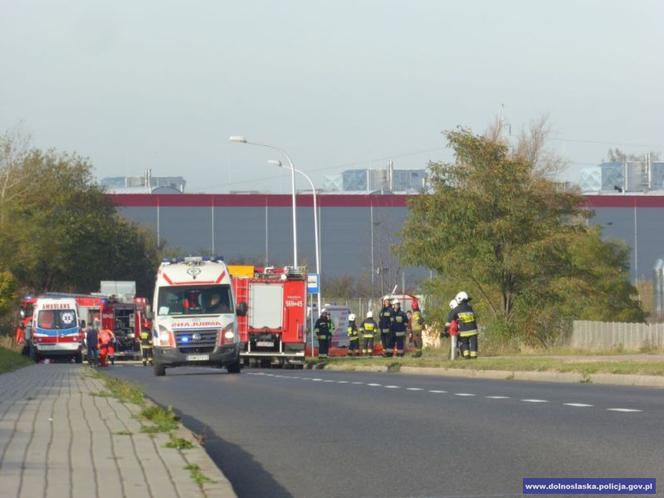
112, 194, 664, 285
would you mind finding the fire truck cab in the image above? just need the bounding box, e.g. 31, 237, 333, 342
152, 257, 244, 376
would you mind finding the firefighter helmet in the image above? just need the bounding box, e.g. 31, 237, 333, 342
449, 299, 457, 310
366, 311, 373, 318
349, 313, 356, 321
455, 291, 469, 304
392, 299, 400, 305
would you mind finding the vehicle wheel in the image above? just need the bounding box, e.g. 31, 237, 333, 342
153, 363, 166, 376
226, 356, 241, 374
75, 352, 83, 364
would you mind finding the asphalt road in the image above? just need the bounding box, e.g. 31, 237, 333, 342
109, 365, 664, 498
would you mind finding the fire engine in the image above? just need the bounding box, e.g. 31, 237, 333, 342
229, 265, 307, 368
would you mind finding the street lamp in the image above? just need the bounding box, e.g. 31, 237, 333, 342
229, 136, 298, 267
268, 160, 322, 313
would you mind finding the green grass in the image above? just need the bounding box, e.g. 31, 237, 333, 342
309, 352, 664, 376
140, 405, 179, 434
165, 435, 194, 450
185, 464, 214, 487
0, 345, 32, 374
91, 371, 146, 406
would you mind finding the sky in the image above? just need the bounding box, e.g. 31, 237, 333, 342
1, 0, 662, 193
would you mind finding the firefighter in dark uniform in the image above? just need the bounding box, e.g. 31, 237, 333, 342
360, 311, 377, 356
390, 299, 409, 357
139, 324, 153, 366
314, 309, 334, 359
447, 291, 479, 359
379, 297, 393, 357
347, 313, 360, 356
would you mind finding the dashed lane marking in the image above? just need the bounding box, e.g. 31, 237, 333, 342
428, 390, 447, 394
406, 387, 424, 391
351, 381, 364, 385
367, 383, 382, 387
607, 408, 642, 413
522, 399, 549, 403
336, 380, 349, 384
454, 393, 476, 397
564, 403, 593, 408
485, 396, 510, 399
385, 385, 401, 389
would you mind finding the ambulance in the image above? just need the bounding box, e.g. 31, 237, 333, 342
29, 297, 83, 363
152, 256, 246, 376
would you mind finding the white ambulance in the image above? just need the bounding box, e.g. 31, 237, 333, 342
152, 257, 246, 376
29, 297, 83, 363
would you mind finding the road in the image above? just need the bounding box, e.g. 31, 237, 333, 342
109, 365, 664, 498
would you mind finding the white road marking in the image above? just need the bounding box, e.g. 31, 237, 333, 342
429, 390, 447, 394
454, 393, 476, 397
311, 378, 323, 382
336, 380, 349, 384
607, 408, 642, 413
522, 399, 548, 403
351, 381, 364, 385
564, 403, 593, 408
485, 396, 510, 399
367, 383, 382, 387
323, 380, 336, 383
406, 387, 424, 391
384, 385, 401, 389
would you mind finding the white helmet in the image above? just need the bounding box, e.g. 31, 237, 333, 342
392, 299, 401, 305
455, 291, 469, 304
348, 313, 356, 321
449, 299, 457, 310
366, 311, 373, 318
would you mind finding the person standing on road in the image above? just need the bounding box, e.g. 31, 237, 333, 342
410, 304, 425, 358
390, 299, 409, 357
85, 319, 99, 366
447, 291, 478, 359
98, 326, 116, 367
314, 309, 334, 359
347, 314, 360, 356
139, 325, 153, 366
360, 311, 378, 356
379, 298, 393, 357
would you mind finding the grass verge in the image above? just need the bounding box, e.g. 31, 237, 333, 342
165, 434, 194, 450
0, 345, 32, 374
307, 352, 664, 376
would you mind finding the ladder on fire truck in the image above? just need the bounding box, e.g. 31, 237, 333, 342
234, 277, 249, 335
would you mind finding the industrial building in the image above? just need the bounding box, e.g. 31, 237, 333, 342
110, 193, 664, 289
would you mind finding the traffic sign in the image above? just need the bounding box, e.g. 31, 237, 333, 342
307, 274, 319, 294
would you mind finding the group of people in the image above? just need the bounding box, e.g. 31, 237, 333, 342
313, 290, 479, 360
83, 318, 116, 367
313, 298, 427, 359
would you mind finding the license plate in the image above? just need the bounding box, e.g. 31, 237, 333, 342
256, 341, 274, 347
186, 354, 209, 361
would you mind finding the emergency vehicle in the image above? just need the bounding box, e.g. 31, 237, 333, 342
229, 265, 307, 367
15, 295, 37, 352
152, 256, 245, 376
29, 297, 83, 363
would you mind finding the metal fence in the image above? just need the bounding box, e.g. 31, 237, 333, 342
571, 320, 664, 351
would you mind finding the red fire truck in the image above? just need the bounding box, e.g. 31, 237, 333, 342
230, 265, 307, 368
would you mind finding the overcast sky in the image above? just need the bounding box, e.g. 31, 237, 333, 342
1, 0, 662, 193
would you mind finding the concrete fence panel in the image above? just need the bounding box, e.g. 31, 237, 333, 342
571, 321, 664, 351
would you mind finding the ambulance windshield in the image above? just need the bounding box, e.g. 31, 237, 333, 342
157, 285, 233, 316
38, 309, 77, 330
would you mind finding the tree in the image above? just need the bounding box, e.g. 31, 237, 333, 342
399, 125, 644, 346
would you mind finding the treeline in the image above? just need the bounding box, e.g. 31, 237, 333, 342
0, 131, 159, 320
398, 119, 645, 349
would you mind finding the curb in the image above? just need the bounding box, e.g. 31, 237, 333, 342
323, 363, 664, 388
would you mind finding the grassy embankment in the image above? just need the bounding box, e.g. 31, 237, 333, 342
0, 338, 31, 374
308, 349, 664, 376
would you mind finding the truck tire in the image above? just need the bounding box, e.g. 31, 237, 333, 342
29, 344, 39, 363
153, 363, 166, 376
226, 356, 241, 374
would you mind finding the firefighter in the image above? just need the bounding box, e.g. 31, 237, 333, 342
390, 299, 409, 357
347, 313, 360, 356
98, 325, 116, 367
360, 311, 378, 355
314, 309, 334, 359
410, 304, 425, 357
379, 297, 393, 357
447, 291, 478, 359
139, 324, 153, 366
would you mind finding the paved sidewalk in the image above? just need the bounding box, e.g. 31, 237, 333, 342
0, 364, 236, 498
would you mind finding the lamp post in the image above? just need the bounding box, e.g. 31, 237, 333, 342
268, 160, 322, 314
229, 136, 298, 268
